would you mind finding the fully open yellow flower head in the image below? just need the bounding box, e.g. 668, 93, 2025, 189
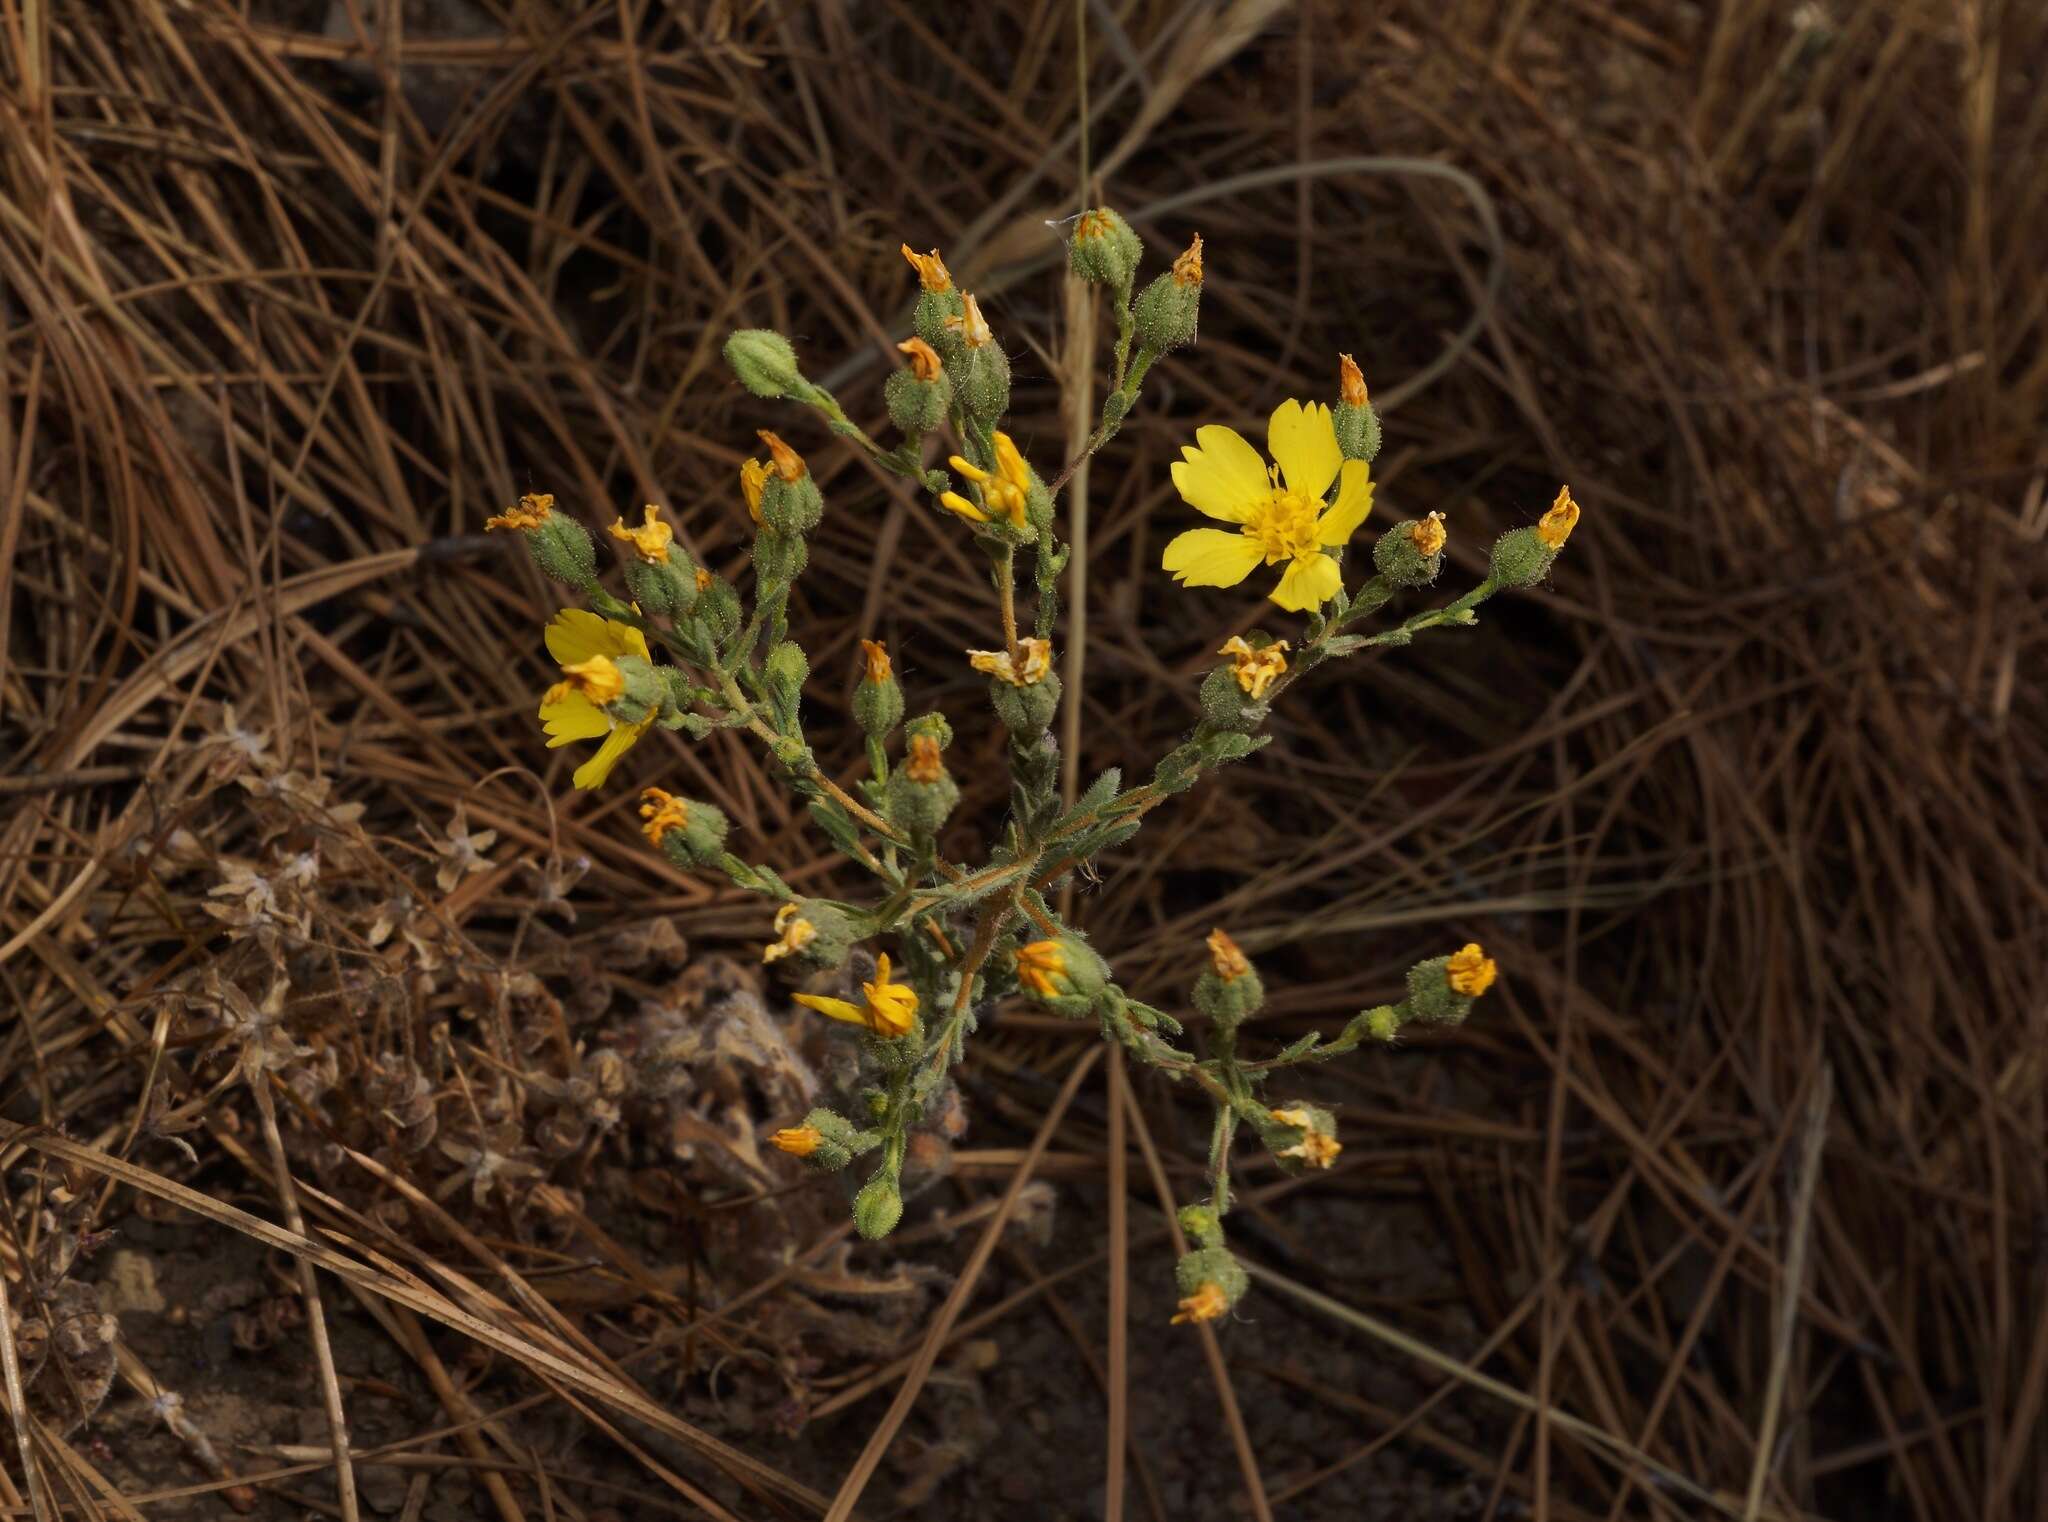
1217, 635, 1288, 700
1014, 939, 1067, 1000
941, 431, 1032, 529
1162, 400, 1375, 611
946, 291, 994, 348
739, 458, 768, 523
897, 336, 942, 381
771, 1125, 822, 1158
1172, 1281, 1229, 1325
1411, 510, 1448, 558
1445, 942, 1498, 997
794, 952, 919, 1038
763, 903, 816, 964
487, 492, 553, 532
901, 244, 952, 293
637, 786, 689, 848
968, 636, 1052, 686
608, 504, 673, 564
537, 610, 653, 789
1537, 484, 1580, 549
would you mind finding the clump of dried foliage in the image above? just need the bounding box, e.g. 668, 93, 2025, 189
1, 3, 2042, 1520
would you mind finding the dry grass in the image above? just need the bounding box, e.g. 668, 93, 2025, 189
2, 1, 2044, 1518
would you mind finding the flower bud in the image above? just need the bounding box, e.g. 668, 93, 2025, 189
1191, 928, 1265, 1028
762, 899, 859, 970
639, 788, 729, 867
904, 711, 953, 749
1013, 936, 1108, 1017
753, 528, 807, 585
853, 1171, 904, 1239
765, 641, 808, 722
853, 640, 905, 737
1068, 207, 1143, 296
1372, 513, 1446, 587
1170, 1246, 1248, 1325
1334, 354, 1382, 462
605, 655, 667, 725
1263, 1104, 1342, 1173
756, 432, 824, 536
494, 495, 596, 589
623, 552, 698, 618
886, 735, 960, 836
885, 338, 952, 435
723, 328, 806, 399
770, 1107, 874, 1172
1405, 941, 1497, 1024
1488, 526, 1550, 588
1177, 1203, 1225, 1250
904, 244, 966, 359
989, 667, 1060, 737
1354, 1004, 1402, 1043
947, 294, 1009, 423
696, 571, 741, 640
1132, 234, 1202, 353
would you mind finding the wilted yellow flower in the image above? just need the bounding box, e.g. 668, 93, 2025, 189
1162, 400, 1375, 611
1206, 928, 1252, 982
905, 733, 946, 783
1338, 353, 1368, 409
968, 636, 1052, 686
794, 953, 919, 1038
1171, 1281, 1229, 1325
1411, 510, 1448, 558
1014, 940, 1067, 1000
860, 639, 892, 683
762, 903, 816, 964
608, 504, 674, 564
946, 291, 993, 348
694, 566, 715, 594
771, 1125, 822, 1158
536, 611, 653, 790
739, 458, 768, 523
638, 787, 690, 847
897, 336, 942, 381
1217, 635, 1287, 700
1445, 943, 1497, 997
1171, 234, 1203, 286
1537, 484, 1579, 549
1271, 1107, 1342, 1169
759, 430, 805, 481
487, 492, 554, 532
941, 431, 1032, 529
901, 243, 952, 292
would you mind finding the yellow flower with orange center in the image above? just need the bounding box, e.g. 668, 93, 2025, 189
762, 903, 816, 964
901, 244, 952, 292
940, 432, 1032, 529
794, 953, 919, 1038
1217, 635, 1287, 700
535, 610, 653, 790
1162, 400, 1375, 611
1014, 940, 1067, 1000
608, 504, 673, 564
1445, 943, 1497, 997
968, 637, 1052, 686
1536, 484, 1579, 549
486, 492, 554, 532
638, 787, 689, 848
1171, 1281, 1228, 1325
1206, 928, 1251, 982
739, 458, 768, 523
1411, 511, 1448, 558
771, 1125, 822, 1158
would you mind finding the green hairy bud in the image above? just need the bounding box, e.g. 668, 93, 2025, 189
623, 553, 697, 619
513, 507, 597, 589
605, 656, 665, 725
1192, 928, 1264, 1029
764, 898, 860, 972
1489, 526, 1552, 588
753, 528, 807, 585
1132, 234, 1203, 354
696, 573, 741, 641
723, 328, 806, 399
764, 641, 808, 725
1068, 207, 1143, 297
1177, 1203, 1225, 1251
643, 790, 729, 868
853, 641, 904, 738
885, 339, 952, 436
905, 711, 953, 749
771, 1107, 876, 1173
989, 666, 1060, 738
852, 1170, 904, 1239
1171, 1246, 1248, 1324
1333, 353, 1381, 462
1405, 942, 1495, 1025
1372, 514, 1447, 587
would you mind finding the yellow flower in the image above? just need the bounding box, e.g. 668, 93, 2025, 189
1445, 943, 1497, 997
1411, 510, 1447, 558
946, 291, 993, 348
1536, 484, 1579, 549
1162, 400, 1375, 611
905, 733, 946, 783
758, 430, 805, 481
638, 787, 689, 847
1171, 1281, 1229, 1325
941, 432, 1031, 529
968, 637, 1051, 686
487, 492, 554, 532
1271, 1107, 1342, 1169
860, 639, 892, 683
762, 903, 816, 964
608, 504, 673, 564
1206, 928, 1251, 982
1171, 234, 1203, 286
1218, 635, 1287, 700
1338, 353, 1368, 409
771, 1125, 822, 1158
1014, 940, 1067, 1000
897, 337, 942, 381
794, 953, 919, 1038
901, 243, 952, 292
739, 458, 768, 523
536, 611, 653, 790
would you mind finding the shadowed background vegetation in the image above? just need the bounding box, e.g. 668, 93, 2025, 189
2, 2, 2043, 1519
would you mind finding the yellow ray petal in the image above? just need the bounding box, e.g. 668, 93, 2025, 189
1168, 424, 1268, 522
1270, 551, 1343, 611
545, 609, 649, 666
792, 993, 868, 1027
1267, 399, 1341, 502
570, 717, 649, 790
1315, 459, 1375, 547
1162, 528, 1264, 588
539, 691, 609, 747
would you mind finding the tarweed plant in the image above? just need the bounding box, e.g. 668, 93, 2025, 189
490, 216, 1578, 1323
